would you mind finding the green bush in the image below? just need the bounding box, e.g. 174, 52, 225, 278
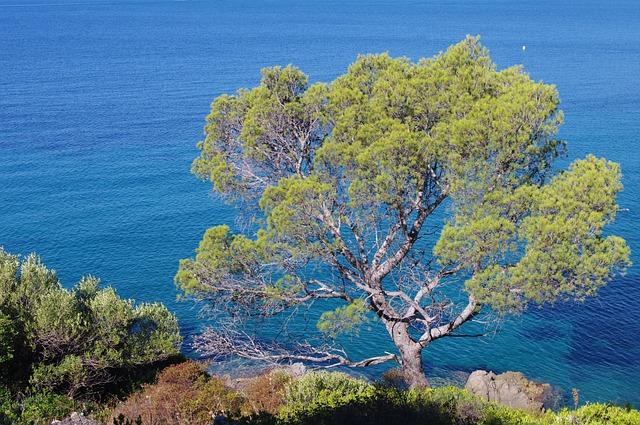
20, 391, 76, 425
278, 373, 483, 425
271, 372, 640, 425
0, 248, 182, 398
279, 371, 375, 421
103, 367, 640, 425
0, 313, 15, 366
284, 371, 375, 406
277, 385, 453, 425
0, 386, 17, 425
408, 386, 490, 425
556, 403, 640, 425
482, 403, 543, 425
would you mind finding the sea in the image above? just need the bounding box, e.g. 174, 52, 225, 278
1, 0, 639, 406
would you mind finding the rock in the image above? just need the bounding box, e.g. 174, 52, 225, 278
465, 370, 557, 412
51, 412, 100, 425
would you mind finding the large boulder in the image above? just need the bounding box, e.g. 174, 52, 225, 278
51, 412, 100, 425
465, 370, 557, 412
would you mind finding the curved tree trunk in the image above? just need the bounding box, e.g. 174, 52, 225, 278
384, 320, 430, 388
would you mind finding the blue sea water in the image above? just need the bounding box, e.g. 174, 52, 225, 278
1, 0, 639, 406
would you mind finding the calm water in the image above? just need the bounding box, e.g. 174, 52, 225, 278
1, 0, 639, 406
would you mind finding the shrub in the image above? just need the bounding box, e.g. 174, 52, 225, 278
241, 369, 292, 414
107, 367, 640, 425
279, 371, 377, 424
111, 362, 203, 424
113, 414, 143, 425
0, 313, 15, 367
482, 403, 543, 425
178, 377, 246, 423
278, 379, 542, 425
111, 361, 246, 425
419, 386, 489, 424
156, 360, 209, 386
284, 371, 375, 406
278, 386, 423, 425
20, 391, 76, 425
380, 367, 410, 390
558, 403, 640, 425
0, 248, 183, 399
0, 386, 17, 425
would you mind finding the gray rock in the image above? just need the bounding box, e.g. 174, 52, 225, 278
465, 370, 556, 412
51, 412, 100, 425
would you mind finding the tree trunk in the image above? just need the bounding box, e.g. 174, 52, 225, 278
399, 344, 429, 388
384, 320, 430, 388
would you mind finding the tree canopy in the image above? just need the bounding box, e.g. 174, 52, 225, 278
177, 36, 630, 387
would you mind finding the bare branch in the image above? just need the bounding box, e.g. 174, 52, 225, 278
191, 266, 352, 319
194, 327, 398, 368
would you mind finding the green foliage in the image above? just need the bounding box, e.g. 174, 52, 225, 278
107, 367, 640, 425
317, 299, 369, 338
278, 380, 502, 425
179, 36, 630, 386
284, 371, 375, 407
176, 225, 270, 296
20, 391, 76, 425
181, 37, 628, 322
449, 155, 631, 312
0, 386, 17, 425
554, 403, 640, 425
0, 247, 182, 400
275, 373, 640, 425
0, 312, 16, 366
279, 371, 377, 423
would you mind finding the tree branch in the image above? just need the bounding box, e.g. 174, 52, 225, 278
193, 327, 398, 368
320, 204, 366, 273
419, 294, 479, 345
373, 192, 448, 281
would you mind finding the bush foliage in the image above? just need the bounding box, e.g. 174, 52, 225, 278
20, 391, 77, 425
111, 361, 247, 425
108, 365, 640, 425
0, 386, 17, 425
242, 369, 292, 415
0, 248, 183, 422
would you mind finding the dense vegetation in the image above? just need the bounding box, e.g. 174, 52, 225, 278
177, 36, 630, 387
110, 363, 640, 425
0, 248, 182, 424
4, 358, 639, 424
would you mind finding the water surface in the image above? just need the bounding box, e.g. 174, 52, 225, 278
1, 0, 639, 406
